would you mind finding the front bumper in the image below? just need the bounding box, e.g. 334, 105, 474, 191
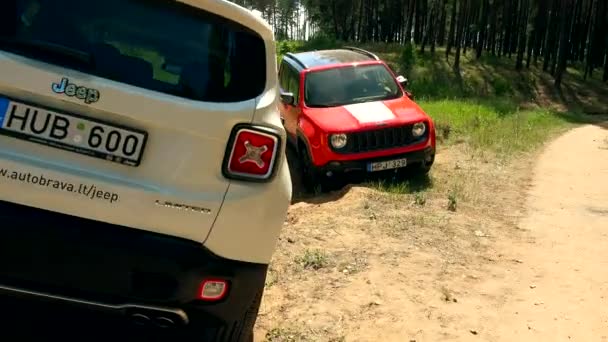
319, 146, 435, 174
0, 200, 267, 340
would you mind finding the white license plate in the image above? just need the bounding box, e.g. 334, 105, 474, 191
0, 96, 147, 167
367, 157, 408, 172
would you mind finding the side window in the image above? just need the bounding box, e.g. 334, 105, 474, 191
287, 67, 300, 104
279, 62, 291, 92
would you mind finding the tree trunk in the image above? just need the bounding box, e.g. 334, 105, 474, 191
502, 0, 511, 57
414, 0, 423, 43
437, 0, 448, 45
446, 0, 457, 58
454, 0, 467, 71
543, 0, 559, 72
569, 0, 583, 61
555, 0, 573, 88
476, 0, 489, 59
604, 51, 608, 82
374, 0, 381, 41
531, 0, 549, 66
488, 2, 497, 55
430, 0, 438, 54
405, 0, 416, 43
357, 0, 365, 41
584, 0, 597, 78
579, 0, 594, 62
509, 0, 519, 57
525, 33, 534, 68
421, 0, 435, 53
516, 0, 529, 70
462, 0, 470, 55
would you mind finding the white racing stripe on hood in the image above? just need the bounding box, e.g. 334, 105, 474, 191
344, 102, 395, 124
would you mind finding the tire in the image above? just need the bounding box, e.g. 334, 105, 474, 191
181, 291, 262, 342
408, 161, 432, 176
299, 147, 324, 194
231, 290, 263, 342
395, 159, 433, 180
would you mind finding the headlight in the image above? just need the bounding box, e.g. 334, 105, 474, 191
330, 134, 348, 149
412, 122, 426, 137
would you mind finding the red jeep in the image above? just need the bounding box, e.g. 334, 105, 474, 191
278, 47, 436, 190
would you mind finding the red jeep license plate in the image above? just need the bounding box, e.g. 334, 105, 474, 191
367, 158, 408, 172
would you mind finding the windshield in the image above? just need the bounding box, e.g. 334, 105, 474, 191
304, 64, 403, 108
0, 0, 267, 103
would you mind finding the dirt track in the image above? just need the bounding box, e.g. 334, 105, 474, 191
483, 124, 608, 341
256, 124, 608, 341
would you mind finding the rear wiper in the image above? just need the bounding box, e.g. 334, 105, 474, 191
0, 37, 91, 64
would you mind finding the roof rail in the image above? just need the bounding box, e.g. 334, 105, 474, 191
343, 46, 380, 61
284, 52, 308, 69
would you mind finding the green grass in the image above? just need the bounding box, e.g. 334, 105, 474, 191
265, 327, 309, 342
419, 99, 583, 156
368, 173, 434, 195
295, 249, 330, 270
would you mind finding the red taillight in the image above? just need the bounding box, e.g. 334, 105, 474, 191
223, 125, 280, 181
198, 279, 229, 301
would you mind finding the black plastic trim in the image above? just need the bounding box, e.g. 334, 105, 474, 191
0, 200, 269, 338
284, 52, 308, 69
329, 122, 430, 154
319, 146, 435, 173
342, 46, 380, 60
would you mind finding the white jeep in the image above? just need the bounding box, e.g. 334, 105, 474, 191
0, 0, 291, 340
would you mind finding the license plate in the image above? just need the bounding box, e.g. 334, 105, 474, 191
367, 157, 408, 172
0, 97, 147, 167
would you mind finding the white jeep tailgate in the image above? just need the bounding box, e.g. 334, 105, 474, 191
0, 53, 253, 242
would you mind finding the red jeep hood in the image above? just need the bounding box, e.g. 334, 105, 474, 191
304, 97, 428, 132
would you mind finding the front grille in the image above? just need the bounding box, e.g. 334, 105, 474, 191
334, 123, 428, 154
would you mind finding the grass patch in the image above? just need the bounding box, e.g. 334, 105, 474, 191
295, 249, 330, 270
414, 192, 427, 206
419, 100, 583, 156
265, 267, 279, 288
369, 179, 411, 194
447, 190, 458, 212
367, 174, 434, 194
265, 327, 309, 342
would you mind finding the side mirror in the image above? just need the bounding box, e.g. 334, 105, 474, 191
280, 92, 295, 106
396, 75, 409, 88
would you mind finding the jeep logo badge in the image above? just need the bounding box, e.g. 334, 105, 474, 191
52, 77, 100, 104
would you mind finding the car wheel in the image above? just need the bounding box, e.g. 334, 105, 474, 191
408, 162, 432, 176
231, 289, 263, 342
394, 160, 433, 181
300, 149, 323, 194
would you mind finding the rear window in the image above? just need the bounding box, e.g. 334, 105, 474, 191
0, 0, 267, 102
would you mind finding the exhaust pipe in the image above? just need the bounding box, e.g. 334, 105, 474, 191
127, 308, 186, 328
154, 316, 176, 328
130, 313, 151, 326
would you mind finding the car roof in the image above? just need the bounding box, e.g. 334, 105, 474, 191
284, 48, 380, 71
182, 0, 273, 41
